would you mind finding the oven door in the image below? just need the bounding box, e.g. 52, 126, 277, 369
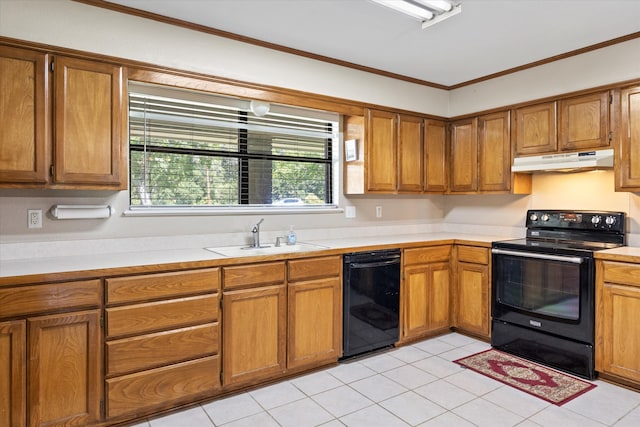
491, 247, 594, 343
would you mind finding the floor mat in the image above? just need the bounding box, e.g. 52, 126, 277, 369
453, 348, 596, 405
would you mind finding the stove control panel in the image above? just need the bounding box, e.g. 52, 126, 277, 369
526, 210, 625, 233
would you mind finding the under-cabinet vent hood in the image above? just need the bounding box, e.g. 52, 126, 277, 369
512, 149, 614, 173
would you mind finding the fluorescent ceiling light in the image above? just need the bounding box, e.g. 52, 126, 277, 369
370, 0, 461, 29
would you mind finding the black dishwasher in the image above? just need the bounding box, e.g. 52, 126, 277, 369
342, 249, 401, 358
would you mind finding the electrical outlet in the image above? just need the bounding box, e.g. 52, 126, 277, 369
375, 206, 382, 218
28, 209, 42, 229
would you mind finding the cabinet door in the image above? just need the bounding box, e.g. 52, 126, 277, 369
478, 111, 510, 192
449, 118, 478, 193
367, 109, 397, 192
28, 310, 101, 427
397, 114, 423, 193
559, 91, 610, 151
0, 46, 48, 185
402, 262, 450, 340
0, 320, 26, 427
222, 284, 286, 386
455, 262, 490, 338
598, 282, 640, 382
424, 119, 447, 193
288, 277, 341, 369
53, 56, 125, 188
514, 101, 557, 155
617, 85, 640, 191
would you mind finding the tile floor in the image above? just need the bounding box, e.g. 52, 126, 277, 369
131, 333, 640, 427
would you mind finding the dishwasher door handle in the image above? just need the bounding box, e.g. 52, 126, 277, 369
349, 259, 401, 269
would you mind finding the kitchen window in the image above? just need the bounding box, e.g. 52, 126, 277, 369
128, 83, 338, 211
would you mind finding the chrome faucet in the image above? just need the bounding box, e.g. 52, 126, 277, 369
251, 218, 265, 248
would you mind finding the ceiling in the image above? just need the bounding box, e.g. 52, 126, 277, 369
100, 0, 640, 88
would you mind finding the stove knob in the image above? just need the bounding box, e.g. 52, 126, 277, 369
592, 215, 602, 225
541, 214, 550, 222
606, 216, 616, 226
529, 213, 538, 221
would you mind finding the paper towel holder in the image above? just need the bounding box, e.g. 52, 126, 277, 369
49, 205, 113, 220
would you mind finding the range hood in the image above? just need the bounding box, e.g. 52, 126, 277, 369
512, 148, 614, 173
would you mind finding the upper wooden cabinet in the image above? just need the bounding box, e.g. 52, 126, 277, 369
514, 101, 557, 156
478, 111, 511, 192
616, 85, 640, 191
449, 117, 478, 193
514, 90, 613, 157
397, 114, 424, 193
0, 44, 127, 189
0, 45, 48, 185
424, 119, 448, 193
52, 56, 126, 188
559, 91, 611, 151
367, 109, 398, 193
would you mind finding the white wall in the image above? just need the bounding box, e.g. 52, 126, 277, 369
1, 0, 640, 255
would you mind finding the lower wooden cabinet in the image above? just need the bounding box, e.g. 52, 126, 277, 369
29, 310, 102, 427
453, 245, 490, 338
401, 246, 451, 341
222, 283, 287, 386
0, 320, 26, 427
287, 256, 342, 369
596, 260, 640, 385
104, 268, 221, 420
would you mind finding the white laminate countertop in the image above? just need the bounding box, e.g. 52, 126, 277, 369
0, 232, 514, 279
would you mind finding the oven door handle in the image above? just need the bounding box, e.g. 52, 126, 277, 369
491, 248, 585, 264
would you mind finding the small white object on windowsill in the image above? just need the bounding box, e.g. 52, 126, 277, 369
49, 205, 113, 220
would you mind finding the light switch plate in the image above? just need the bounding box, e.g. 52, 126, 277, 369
345, 206, 356, 218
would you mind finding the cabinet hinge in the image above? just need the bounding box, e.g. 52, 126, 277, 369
50, 61, 54, 73
610, 93, 614, 104
100, 400, 104, 415
100, 314, 104, 329
49, 164, 54, 177
219, 369, 223, 384
609, 131, 614, 142
219, 297, 223, 310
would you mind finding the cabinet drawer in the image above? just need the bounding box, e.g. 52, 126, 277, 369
404, 246, 451, 266
457, 245, 489, 264
602, 261, 640, 287
0, 279, 101, 318
288, 256, 341, 281
223, 262, 285, 290
106, 355, 220, 418
106, 294, 218, 338
106, 268, 219, 305
106, 323, 219, 377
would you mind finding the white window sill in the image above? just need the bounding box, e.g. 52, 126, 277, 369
123, 205, 343, 217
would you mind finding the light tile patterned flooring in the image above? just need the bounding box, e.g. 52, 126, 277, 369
131, 333, 640, 427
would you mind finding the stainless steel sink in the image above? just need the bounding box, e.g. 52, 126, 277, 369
205, 242, 328, 257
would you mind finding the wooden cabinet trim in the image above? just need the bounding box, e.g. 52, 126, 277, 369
106, 268, 220, 305
288, 256, 341, 281
0, 279, 101, 319
223, 261, 285, 290
106, 294, 219, 338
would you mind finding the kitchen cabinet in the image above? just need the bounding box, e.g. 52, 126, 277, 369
449, 117, 478, 193
424, 119, 448, 193
478, 111, 511, 192
222, 262, 287, 387
453, 245, 491, 339
401, 246, 451, 342
559, 91, 611, 151
0, 44, 127, 189
367, 109, 398, 192
596, 260, 640, 385
0, 320, 26, 427
514, 101, 558, 156
514, 90, 612, 157
616, 85, 640, 191
104, 269, 220, 419
398, 114, 424, 193
0, 279, 102, 427
0, 45, 48, 185
287, 256, 342, 369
